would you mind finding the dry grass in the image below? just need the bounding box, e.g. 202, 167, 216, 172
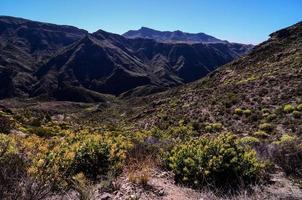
125, 140, 158, 187
126, 157, 154, 186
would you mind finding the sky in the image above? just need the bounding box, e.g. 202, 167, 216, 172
0, 0, 301, 44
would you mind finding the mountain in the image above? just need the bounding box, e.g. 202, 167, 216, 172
0, 16, 87, 98
123, 27, 223, 43
123, 27, 251, 46
134, 21, 302, 137
0, 16, 253, 101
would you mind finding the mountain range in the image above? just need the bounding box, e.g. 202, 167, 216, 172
0, 16, 253, 101
124, 26, 230, 44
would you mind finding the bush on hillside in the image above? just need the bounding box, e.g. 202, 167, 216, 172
239, 136, 260, 146
273, 134, 302, 178
283, 104, 295, 113
0, 116, 13, 134
0, 134, 53, 199
204, 122, 223, 133
259, 123, 273, 133
165, 133, 266, 190
292, 110, 301, 118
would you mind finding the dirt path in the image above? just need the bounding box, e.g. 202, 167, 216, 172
265, 170, 302, 200
49, 169, 302, 200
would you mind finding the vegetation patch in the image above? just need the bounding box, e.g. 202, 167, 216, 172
283, 104, 295, 113
165, 133, 267, 190
273, 134, 302, 178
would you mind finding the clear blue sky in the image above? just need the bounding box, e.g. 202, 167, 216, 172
1, 0, 301, 44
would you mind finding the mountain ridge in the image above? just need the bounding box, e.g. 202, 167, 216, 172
123, 26, 254, 46
0, 16, 253, 101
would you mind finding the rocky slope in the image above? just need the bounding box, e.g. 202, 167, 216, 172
134, 21, 302, 137
0, 16, 87, 98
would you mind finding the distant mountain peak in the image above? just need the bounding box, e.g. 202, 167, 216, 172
140, 26, 153, 30
123, 27, 224, 44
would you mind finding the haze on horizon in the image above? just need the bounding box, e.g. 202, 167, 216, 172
0, 0, 301, 44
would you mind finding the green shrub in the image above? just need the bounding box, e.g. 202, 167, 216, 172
259, 123, 273, 132
273, 134, 297, 145
292, 110, 301, 118
0, 134, 27, 199
165, 133, 266, 189
37, 134, 132, 186
234, 108, 251, 116
204, 123, 222, 133
234, 108, 243, 115
283, 104, 295, 113
261, 108, 270, 114
223, 93, 239, 108
211, 123, 222, 130
243, 109, 252, 116
266, 113, 277, 121
163, 124, 197, 140
70, 138, 110, 180
0, 116, 13, 134
297, 104, 302, 111
240, 136, 260, 146
28, 126, 57, 138
273, 134, 302, 177
253, 131, 269, 139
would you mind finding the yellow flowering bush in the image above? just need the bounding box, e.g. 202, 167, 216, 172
26, 131, 133, 187
165, 133, 266, 189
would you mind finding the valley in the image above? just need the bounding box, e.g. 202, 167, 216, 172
0, 16, 302, 200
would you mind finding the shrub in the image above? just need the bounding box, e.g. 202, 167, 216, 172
234, 108, 243, 115
259, 123, 273, 132
29, 133, 133, 187
239, 136, 260, 146
266, 113, 277, 121
292, 110, 301, 118
297, 104, 302, 111
0, 116, 13, 134
253, 131, 269, 138
0, 134, 52, 199
243, 109, 252, 116
261, 108, 270, 114
223, 93, 239, 108
70, 138, 110, 180
28, 126, 57, 138
273, 134, 297, 145
272, 134, 302, 177
234, 108, 252, 116
204, 123, 222, 133
165, 133, 266, 190
283, 104, 295, 113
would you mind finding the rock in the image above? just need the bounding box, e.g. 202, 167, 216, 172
10, 129, 27, 137
100, 192, 112, 200
129, 194, 138, 199
158, 188, 165, 196
51, 114, 65, 123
